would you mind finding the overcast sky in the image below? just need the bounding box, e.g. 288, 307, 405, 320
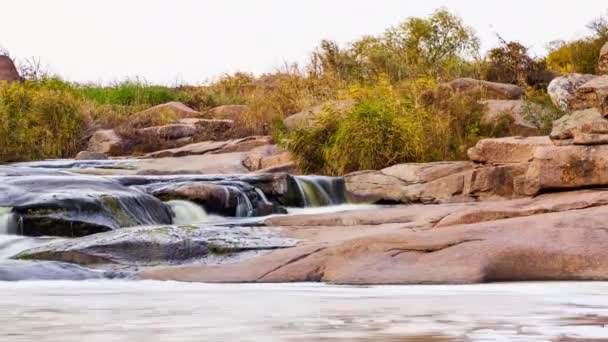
1, 0, 606, 85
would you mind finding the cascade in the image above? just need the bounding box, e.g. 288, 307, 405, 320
293, 176, 347, 207
166, 200, 209, 225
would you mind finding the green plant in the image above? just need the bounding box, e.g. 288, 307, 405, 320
78, 79, 182, 106
0, 79, 84, 161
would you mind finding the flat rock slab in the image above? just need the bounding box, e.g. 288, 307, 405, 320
17, 225, 298, 266
136, 152, 249, 174
142, 203, 608, 284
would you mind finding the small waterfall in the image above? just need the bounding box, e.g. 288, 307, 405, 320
166, 200, 208, 225
0, 208, 17, 235
293, 176, 347, 207
229, 186, 254, 217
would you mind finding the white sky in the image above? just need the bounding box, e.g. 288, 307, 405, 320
1, 0, 606, 85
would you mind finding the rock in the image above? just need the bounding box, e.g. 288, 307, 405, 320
255, 162, 297, 174
284, 100, 354, 130
136, 153, 250, 174
211, 136, 272, 154
87, 129, 123, 155
152, 181, 277, 216
128, 102, 200, 128
242, 145, 292, 172
137, 123, 197, 140
520, 144, 608, 195
445, 78, 524, 100
550, 108, 606, 142
75, 151, 108, 160
436, 189, 608, 227
345, 162, 474, 203
547, 74, 597, 110
143, 136, 269, 159
599, 41, 608, 75
0, 167, 172, 237
16, 225, 297, 266
467, 136, 552, 164
0, 260, 107, 281
479, 100, 542, 136
142, 203, 608, 284
208, 105, 248, 120
346, 161, 527, 204
190, 119, 234, 140
0, 55, 20, 83
570, 76, 608, 116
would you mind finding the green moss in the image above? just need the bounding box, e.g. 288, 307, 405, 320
100, 195, 135, 226
207, 243, 240, 255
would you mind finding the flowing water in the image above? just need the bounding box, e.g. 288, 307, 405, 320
293, 176, 346, 206
165, 200, 210, 224
1, 281, 608, 341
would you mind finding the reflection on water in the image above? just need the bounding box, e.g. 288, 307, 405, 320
1, 281, 608, 341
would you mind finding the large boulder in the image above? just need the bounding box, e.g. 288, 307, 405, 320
346, 160, 529, 204
599, 41, 608, 75
445, 78, 524, 100
0, 167, 172, 237
569, 76, 608, 116
479, 100, 542, 136
137, 123, 197, 140
87, 129, 123, 155
549, 108, 608, 144
242, 145, 293, 172
151, 181, 278, 216
0, 55, 20, 83
284, 100, 354, 130
208, 105, 248, 120
520, 144, 608, 195
467, 136, 552, 164
547, 74, 597, 110
128, 102, 200, 128
16, 225, 297, 266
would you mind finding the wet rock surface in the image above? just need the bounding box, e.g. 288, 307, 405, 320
0, 167, 172, 237
16, 225, 298, 266
0, 260, 109, 281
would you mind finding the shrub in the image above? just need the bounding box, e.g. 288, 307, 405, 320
0, 79, 84, 161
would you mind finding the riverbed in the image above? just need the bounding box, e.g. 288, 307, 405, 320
1, 281, 608, 341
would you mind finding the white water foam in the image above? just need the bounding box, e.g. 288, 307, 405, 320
165, 200, 209, 225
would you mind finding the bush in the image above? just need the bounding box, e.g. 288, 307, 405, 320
546, 38, 606, 74
285, 77, 485, 175
0, 79, 84, 161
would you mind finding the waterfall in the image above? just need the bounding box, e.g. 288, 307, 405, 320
229, 186, 254, 217
166, 200, 208, 225
0, 208, 17, 235
293, 176, 346, 207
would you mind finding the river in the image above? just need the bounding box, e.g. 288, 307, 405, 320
1, 281, 608, 341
